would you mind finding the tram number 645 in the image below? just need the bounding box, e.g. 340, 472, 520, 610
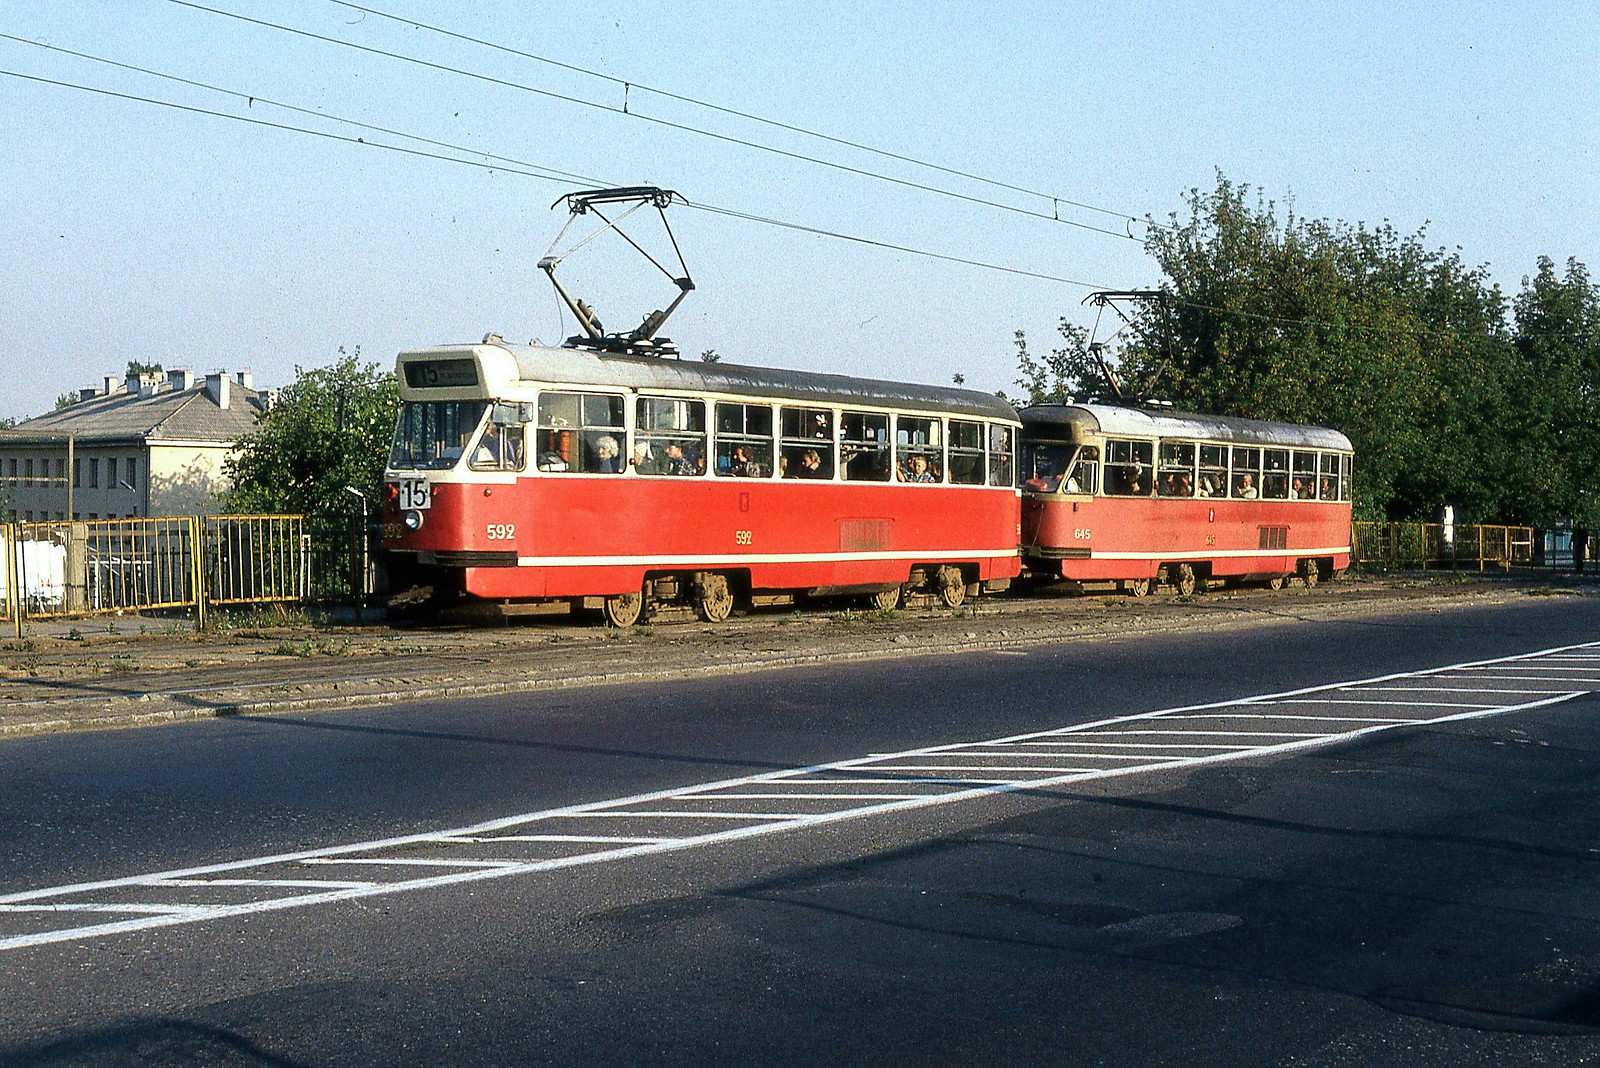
1073, 528, 1092, 540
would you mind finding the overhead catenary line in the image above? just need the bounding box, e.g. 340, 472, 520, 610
321, 0, 1158, 233
0, 65, 1114, 293
164, 0, 1140, 243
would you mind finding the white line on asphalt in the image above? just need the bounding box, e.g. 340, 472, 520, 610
2, 640, 1597, 952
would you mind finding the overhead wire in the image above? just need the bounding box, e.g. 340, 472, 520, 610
164, 0, 1141, 243
321, 0, 1158, 232
0, 61, 1113, 294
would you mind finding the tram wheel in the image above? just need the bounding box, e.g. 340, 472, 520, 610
1175, 564, 1197, 597
1122, 577, 1151, 598
602, 590, 643, 627
870, 585, 904, 611
694, 573, 735, 623
1266, 575, 1285, 592
1301, 561, 1321, 589
936, 566, 966, 608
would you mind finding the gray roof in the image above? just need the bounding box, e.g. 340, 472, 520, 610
6, 383, 268, 446
1019, 403, 1353, 451
404, 343, 1020, 422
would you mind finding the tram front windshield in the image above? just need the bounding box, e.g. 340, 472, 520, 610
389, 400, 488, 470
1021, 440, 1075, 492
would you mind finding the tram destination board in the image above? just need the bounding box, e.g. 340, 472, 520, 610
404, 359, 479, 389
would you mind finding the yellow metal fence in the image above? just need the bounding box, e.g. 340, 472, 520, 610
1351, 522, 1534, 571
0, 515, 309, 632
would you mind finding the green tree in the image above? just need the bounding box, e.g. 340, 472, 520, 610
1510, 256, 1600, 525
223, 348, 398, 520
1004, 320, 1107, 405
125, 360, 163, 378
1115, 174, 1519, 522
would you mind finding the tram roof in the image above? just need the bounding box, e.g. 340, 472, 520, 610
1018, 403, 1353, 451
401, 342, 1018, 422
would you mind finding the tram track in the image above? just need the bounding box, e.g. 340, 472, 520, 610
0, 577, 1558, 740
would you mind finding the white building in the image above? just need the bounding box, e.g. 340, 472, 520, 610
0, 370, 272, 521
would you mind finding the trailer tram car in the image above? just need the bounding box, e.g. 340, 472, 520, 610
382, 340, 1023, 624
1018, 403, 1353, 594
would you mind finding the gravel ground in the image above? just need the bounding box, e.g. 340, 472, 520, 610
0, 573, 1586, 739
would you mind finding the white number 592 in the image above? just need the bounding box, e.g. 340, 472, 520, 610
486, 524, 516, 541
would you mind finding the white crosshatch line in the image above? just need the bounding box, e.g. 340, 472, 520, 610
3, 641, 1598, 952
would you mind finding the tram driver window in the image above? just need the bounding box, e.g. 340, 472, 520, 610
1104, 439, 1152, 496
715, 402, 774, 478
780, 406, 836, 479
636, 397, 707, 476
896, 416, 943, 483
841, 411, 891, 481
535, 392, 625, 473
469, 415, 527, 473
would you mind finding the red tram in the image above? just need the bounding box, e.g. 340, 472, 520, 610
1018, 403, 1353, 594
381, 340, 1023, 624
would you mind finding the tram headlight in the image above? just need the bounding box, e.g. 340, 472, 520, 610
403, 509, 425, 531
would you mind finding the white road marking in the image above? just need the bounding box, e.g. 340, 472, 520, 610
3, 640, 1598, 952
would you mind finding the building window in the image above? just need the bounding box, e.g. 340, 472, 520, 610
126, 456, 137, 487
23, 459, 33, 487
89, 458, 99, 488
72, 459, 81, 488
6, 459, 15, 483
108, 458, 118, 487
54, 458, 65, 484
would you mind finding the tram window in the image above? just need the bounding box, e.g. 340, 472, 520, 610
1104, 439, 1152, 496
1291, 450, 1318, 499
1231, 447, 1261, 499
1198, 444, 1228, 498
468, 421, 526, 472
779, 405, 836, 479
1067, 445, 1099, 494
1261, 448, 1290, 499
1319, 453, 1340, 500
948, 420, 986, 485
1021, 440, 1071, 492
714, 402, 774, 478
534, 392, 625, 473
1157, 442, 1195, 497
390, 400, 489, 470
840, 411, 891, 482
1339, 454, 1352, 501
988, 425, 1015, 487
896, 416, 943, 483
636, 397, 707, 476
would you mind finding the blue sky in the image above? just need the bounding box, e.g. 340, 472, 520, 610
1, 1, 1595, 420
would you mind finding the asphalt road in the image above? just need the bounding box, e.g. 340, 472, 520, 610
4, 594, 1600, 1066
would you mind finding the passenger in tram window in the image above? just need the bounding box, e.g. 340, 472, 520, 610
1157, 472, 1178, 496
1127, 466, 1148, 495
902, 454, 937, 483
1319, 477, 1336, 500
1199, 475, 1219, 498
631, 442, 651, 470
727, 445, 764, 478
797, 448, 825, 478
1176, 473, 1192, 497
1234, 472, 1258, 499
812, 412, 831, 439
662, 441, 698, 476
593, 436, 622, 473
475, 422, 517, 467
1291, 476, 1312, 499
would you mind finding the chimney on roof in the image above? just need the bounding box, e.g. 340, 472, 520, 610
205, 371, 231, 410
168, 369, 194, 391
234, 370, 254, 390
79, 387, 99, 403
126, 372, 159, 397
102, 374, 118, 395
